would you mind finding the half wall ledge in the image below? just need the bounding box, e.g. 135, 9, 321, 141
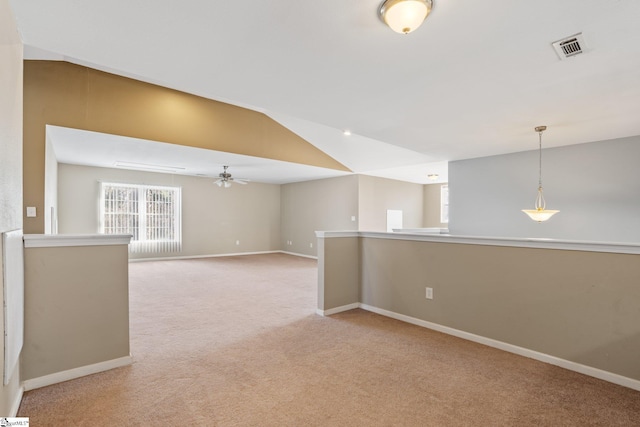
23, 233, 132, 248
315, 230, 640, 255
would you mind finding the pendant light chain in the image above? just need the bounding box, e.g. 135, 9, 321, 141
538, 130, 543, 188
535, 126, 547, 210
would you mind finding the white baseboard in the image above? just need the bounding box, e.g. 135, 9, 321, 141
279, 251, 318, 260
129, 250, 318, 262
325, 303, 640, 392
317, 303, 360, 316
9, 385, 23, 417
22, 355, 133, 391
129, 251, 281, 262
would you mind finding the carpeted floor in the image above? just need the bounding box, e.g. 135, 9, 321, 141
17, 253, 640, 426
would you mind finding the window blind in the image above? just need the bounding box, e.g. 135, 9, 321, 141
100, 182, 182, 254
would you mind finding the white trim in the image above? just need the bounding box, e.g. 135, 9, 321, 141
128, 250, 313, 263
317, 303, 360, 316
315, 231, 360, 239
279, 251, 318, 260
9, 386, 23, 417
23, 234, 131, 248
22, 355, 133, 391
357, 304, 640, 392
315, 231, 640, 255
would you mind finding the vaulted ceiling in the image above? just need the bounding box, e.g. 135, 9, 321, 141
9, 0, 640, 183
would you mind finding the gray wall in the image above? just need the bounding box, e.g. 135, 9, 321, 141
281, 175, 359, 257
281, 174, 427, 257
358, 175, 424, 232
318, 235, 640, 382
423, 183, 448, 228
316, 236, 360, 311
449, 136, 640, 243
23, 243, 130, 381
58, 167, 430, 260
0, 0, 23, 415
360, 237, 640, 381
58, 164, 282, 259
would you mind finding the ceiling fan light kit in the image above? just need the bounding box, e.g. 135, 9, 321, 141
379, 0, 433, 34
214, 165, 248, 188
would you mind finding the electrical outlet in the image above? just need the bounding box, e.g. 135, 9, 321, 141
310, 243, 313, 248
236, 240, 240, 245
426, 287, 433, 300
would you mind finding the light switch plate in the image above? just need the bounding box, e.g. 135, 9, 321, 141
26, 207, 36, 217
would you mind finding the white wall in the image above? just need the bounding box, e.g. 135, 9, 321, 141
0, 0, 24, 415
58, 164, 282, 259
449, 136, 640, 243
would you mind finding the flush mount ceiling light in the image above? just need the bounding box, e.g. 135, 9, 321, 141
522, 126, 559, 223
379, 0, 433, 34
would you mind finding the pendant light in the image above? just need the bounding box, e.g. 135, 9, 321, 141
522, 126, 559, 222
379, 0, 433, 34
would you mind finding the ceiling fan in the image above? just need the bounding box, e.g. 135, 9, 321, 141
214, 165, 249, 188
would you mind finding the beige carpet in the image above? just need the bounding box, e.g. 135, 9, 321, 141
18, 253, 640, 426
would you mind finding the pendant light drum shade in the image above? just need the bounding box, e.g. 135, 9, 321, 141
379, 0, 433, 34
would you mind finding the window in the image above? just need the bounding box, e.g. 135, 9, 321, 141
100, 182, 182, 253
440, 184, 449, 224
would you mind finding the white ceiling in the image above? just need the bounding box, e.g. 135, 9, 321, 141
10, 0, 640, 183
47, 125, 355, 184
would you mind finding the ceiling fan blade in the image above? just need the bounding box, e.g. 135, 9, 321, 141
234, 179, 248, 184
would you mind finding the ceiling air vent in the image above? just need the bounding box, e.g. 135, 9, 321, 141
552, 33, 587, 60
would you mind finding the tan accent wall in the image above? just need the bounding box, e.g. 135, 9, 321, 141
319, 236, 640, 382
0, 0, 24, 415
358, 175, 424, 232
22, 244, 130, 381
23, 60, 349, 233
57, 163, 281, 259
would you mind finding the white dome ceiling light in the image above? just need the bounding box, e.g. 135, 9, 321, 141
379, 0, 433, 35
